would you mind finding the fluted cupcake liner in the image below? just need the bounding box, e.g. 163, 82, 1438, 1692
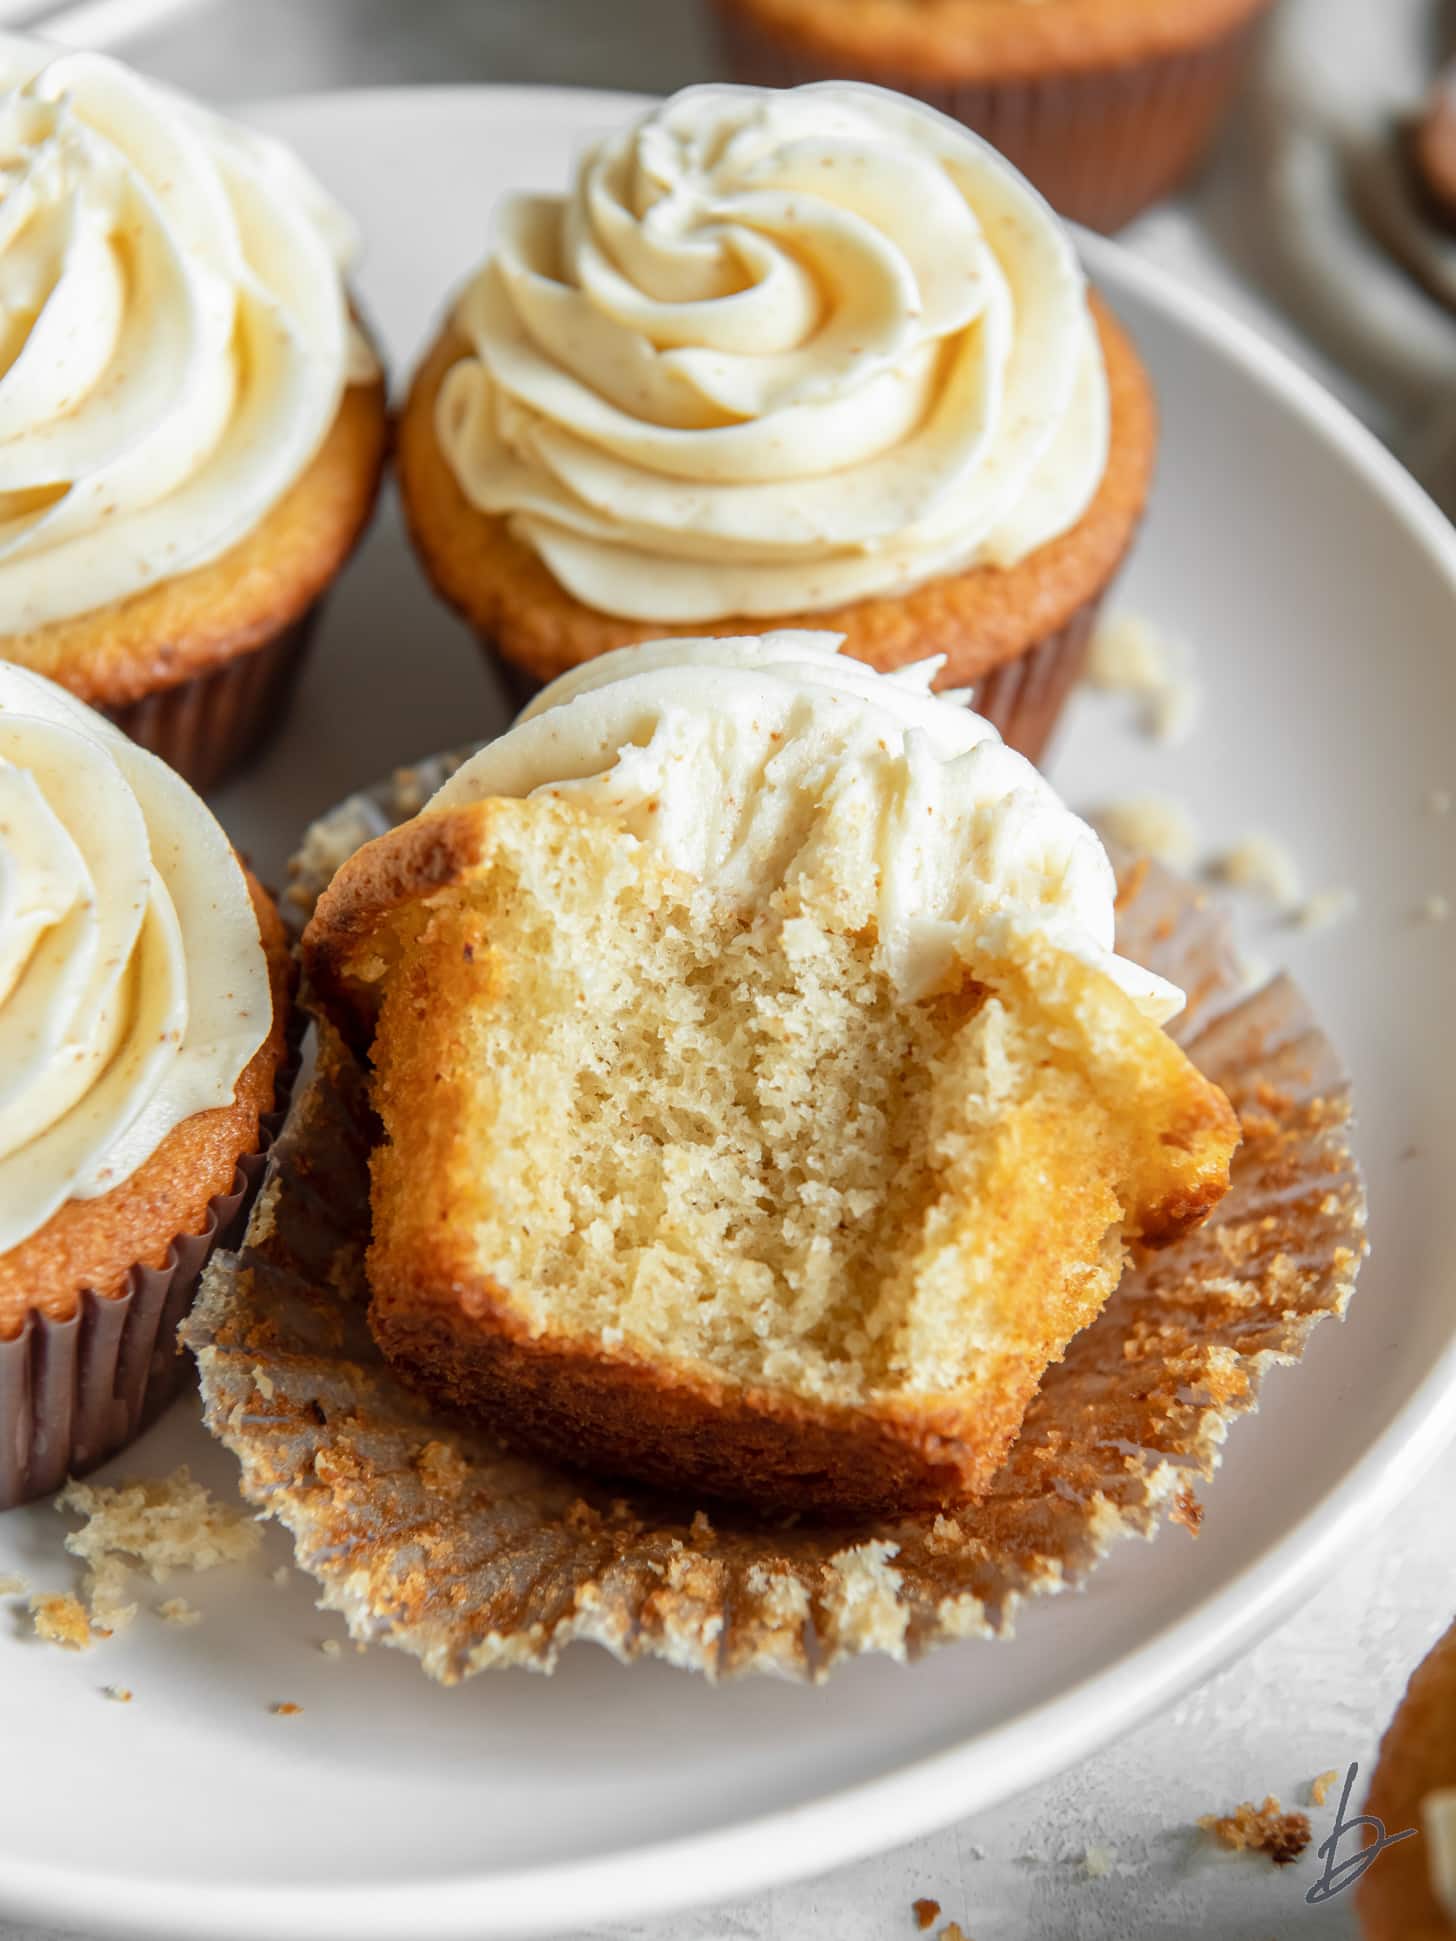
104, 603, 322, 795
484, 592, 1099, 770
0, 1071, 294, 1512
712, 2, 1274, 233
181, 763, 1366, 1684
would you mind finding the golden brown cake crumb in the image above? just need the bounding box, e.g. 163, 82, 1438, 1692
1171, 1482, 1204, 1535
156, 1598, 202, 1627
1309, 1770, 1340, 1807
937, 1924, 972, 1941
271, 1701, 303, 1717
30, 1592, 92, 1651
912, 1899, 941, 1931
56, 1468, 259, 1634
1199, 1797, 1311, 1865
102, 1685, 133, 1703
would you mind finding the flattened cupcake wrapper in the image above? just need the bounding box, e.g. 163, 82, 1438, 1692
104, 602, 322, 795
0, 1077, 293, 1513
712, 1, 1274, 233
183, 768, 1367, 1685
482, 592, 1099, 771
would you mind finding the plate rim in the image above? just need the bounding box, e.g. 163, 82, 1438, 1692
5, 80, 1456, 1941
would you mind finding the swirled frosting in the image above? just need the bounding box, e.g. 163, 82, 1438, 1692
0, 665, 272, 1254
0, 34, 371, 632
431, 632, 1180, 1018
436, 81, 1109, 624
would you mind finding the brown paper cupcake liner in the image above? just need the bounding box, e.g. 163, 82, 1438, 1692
0, 1064, 295, 1513
185, 769, 1366, 1684
712, 3, 1274, 233
104, 602, 323, 795
481, 593, 1098, 769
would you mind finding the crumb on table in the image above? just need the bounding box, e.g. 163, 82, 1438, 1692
1199, 1796, 1312, 1865
29, 1592, 92, 1651
937, 1923, 972, 1941
1309, 1769, 1340, 1807
912, 1898, 941, 1931
102, 1685, 133, 1704
270, 1701, 303, 1717
320, 1639, 342, 1659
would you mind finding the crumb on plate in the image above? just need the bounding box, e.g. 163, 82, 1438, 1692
1421, 892, 1451, 923
270, 1701, 303, 1717
102, 1685, 132, 1703
1295, 887, 1357, 932
1309, 1769, 1340, 1807
1084, 613, 1201, 745
320, 1639, 342, 1659
0, 1573, 28, 1596
56, 1468, 258, 1637
1092, 795, 1199, 872
1210, 836, 1302, 913
29, 1592, 92, 1651
1198, 1796, 1311, 1865
1084, 1845, 1116, 1878
1427, 787, 1451, 815
156, 1598, 202, 1627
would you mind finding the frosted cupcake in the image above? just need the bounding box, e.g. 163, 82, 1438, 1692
0, 36, 388, 790
712, 0, 1279, 233
398, 82, 1157, 764
0, 665, 291, 1507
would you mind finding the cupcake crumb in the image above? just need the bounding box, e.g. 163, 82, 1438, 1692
1091, 796, 1198, 871
0, 1573, 28, 1596
1084, 1845, 1116, 1878
1428, 787, 1452, 815
1198, 1796, 1311, 1865
29, 1592, 92, 1651
1171, 1483, 1204, 1535
912, 1898, 941, 1930
57, 1468, 260, 1636
271, 1565, 291, 1587
156, 1597, 202, 1627
1295, 887, 1357, 932
1309, 1769, 1340, 1807
1420, 892, 1451, 923
1210, 836, 1302, 913
270, 1701, 303, 1717
937, 1924, 972, 1941
102, 1685, 133, 1704
320, 1638, 342, 1659
1084, 612, 1200, 745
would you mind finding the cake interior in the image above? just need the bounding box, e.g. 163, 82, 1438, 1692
360, 800, 1227, 1410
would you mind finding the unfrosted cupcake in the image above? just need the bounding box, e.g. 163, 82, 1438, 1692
711, 0, 1280, 232
0, 36, 388, 791
399, 82, 1157, 765
0, 664, 291, 1508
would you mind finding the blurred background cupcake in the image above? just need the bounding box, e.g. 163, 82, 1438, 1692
0, 35, 388, 791
710, 0, 1282, 232
0, 665, 292, 1508
400, 81, 1157, 764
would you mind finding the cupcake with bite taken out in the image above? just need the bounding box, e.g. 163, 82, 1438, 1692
398, 81, 1157, 766
0, 35, 388, 790
0, 663, 291, 1508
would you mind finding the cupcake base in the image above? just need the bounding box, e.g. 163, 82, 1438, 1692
713, 2, 1273, 233
103, 604, 322, 795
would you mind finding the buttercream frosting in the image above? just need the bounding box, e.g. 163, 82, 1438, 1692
431, 631, 1181, 1018
0, 34, 370, 631
0, 664, 271, 1253
435, 81, 1109, 623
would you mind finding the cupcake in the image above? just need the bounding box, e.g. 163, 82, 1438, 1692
711, 0, 1280, 233
399, 82, 1157, 765
0, 36, 389, 792
1360, 1616, 1456, 1941
302, 634, 1237, 1519
0, 664, 291, 1508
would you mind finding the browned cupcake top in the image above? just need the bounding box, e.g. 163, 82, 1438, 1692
715, 0, 1279, 78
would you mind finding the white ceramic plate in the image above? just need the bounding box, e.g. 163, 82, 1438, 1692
2, 86, 1455, 1941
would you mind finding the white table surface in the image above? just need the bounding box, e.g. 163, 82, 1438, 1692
5, 4, 1454, 1938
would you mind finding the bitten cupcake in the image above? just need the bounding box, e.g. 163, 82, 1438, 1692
399, 82, 1157, 764
711, 0, 1279, 233
0, 664, 291, 1508
0, 36, 389, 791
303, 634, 1237, 1519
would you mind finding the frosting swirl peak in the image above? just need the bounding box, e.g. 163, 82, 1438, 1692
438, 82, 1109, 623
